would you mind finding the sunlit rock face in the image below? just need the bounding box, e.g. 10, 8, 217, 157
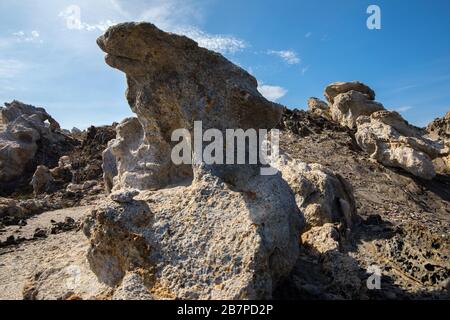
356, 110, 447, 180
97, 22, 283, 191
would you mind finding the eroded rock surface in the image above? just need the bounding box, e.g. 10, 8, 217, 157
330, 90, 385, 129
273, 155, 357, 230
84, 170, 302, 299
72, 22, 303, 300
0, 101, 76, 195
97, 22, 282, 191
307, 97, 331, 120
356, 111, 447, 179
324, 81, 375, 104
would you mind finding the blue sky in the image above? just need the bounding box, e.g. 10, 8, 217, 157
0, 0, 449, 129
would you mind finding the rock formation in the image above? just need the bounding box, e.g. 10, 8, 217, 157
330, 89, 385, 129
77, 22, 304, 299
356, 111, 447, 179
427, 110, 450, 144
426, 111, 450, 174
0, 101, 76, 195
97, 22, 282, 191
324, 81, 375, 104
31, 165, 54, 195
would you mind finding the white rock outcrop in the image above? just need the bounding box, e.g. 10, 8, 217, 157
330, 90, 385, 129
356, 111, 447, 179
272, 155, 356, 230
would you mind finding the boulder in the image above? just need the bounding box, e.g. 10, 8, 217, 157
31, 165, 54, 195
356, 111, 447, 179
110, 189, 139, 203
84, 170, 302, 299
0, 101, 75, 194
272, 155, 356, 230
0, 198, 26, 219
324, 81, 375, 104
330, 90, 385, 129
307, 97, 331, 119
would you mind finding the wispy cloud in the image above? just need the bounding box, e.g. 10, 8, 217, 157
258, 85, 287, 101
267, 50, 300, 65
392, 106, 413, 113
12, 30, 43, 43
59, 5, 115, 32
177, 27, 247, 54
57, 2, 246, 55
305, 32, 312, 38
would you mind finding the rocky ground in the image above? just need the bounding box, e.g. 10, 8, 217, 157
0, 22, 448, 300
275, 109, 449, 299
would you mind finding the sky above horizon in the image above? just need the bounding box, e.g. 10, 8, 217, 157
0, 0, 449, 129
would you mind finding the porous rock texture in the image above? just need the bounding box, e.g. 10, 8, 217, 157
330, 90, 385, 129
307, 97, 331, 120
426, 111, 450, 174
0, 101, 76, 195
427, 110, 450, 144
97, 22, 282, 191
272, 154, 357, 230
84, 170, 302, 299
356, 110, 447, 180
275, 111, 449, 299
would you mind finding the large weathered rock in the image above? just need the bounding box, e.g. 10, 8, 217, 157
82, 22, 303, 300
0, 101, 75, 195
356, 111, 447, 179
330, 90, 385, 129
84, 169, 302, 299
97, 22, 282, 191
272, 155, 356, 230
324, 81, 375, 104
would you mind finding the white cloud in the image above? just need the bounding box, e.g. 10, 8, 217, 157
267, 50, 300, 65
177, 27, 247, 54
57, 2, 246, 55
12, 30, 42, 43
392, 106, 413, 113
258, 85, 287, 102
59, 5, 115, 32
305, 32, 312, 38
